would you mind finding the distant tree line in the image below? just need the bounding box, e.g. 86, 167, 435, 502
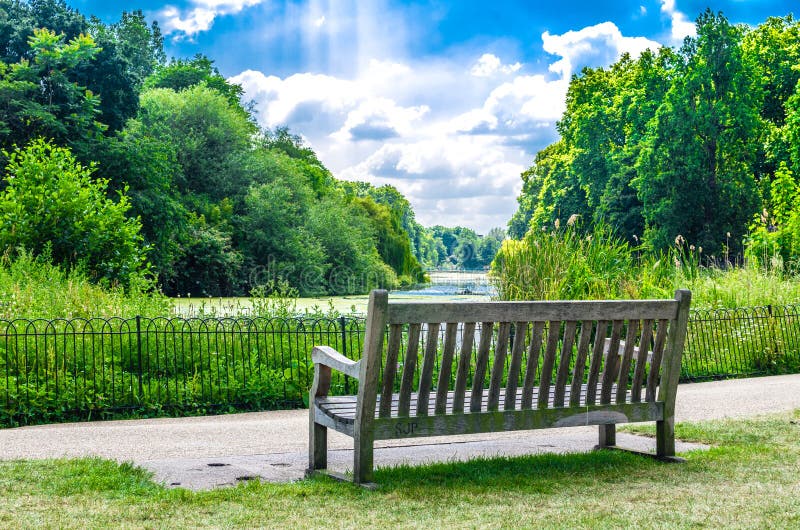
340, 179, 505, 270
0, 0, 491, 296
508, 10, 800, 268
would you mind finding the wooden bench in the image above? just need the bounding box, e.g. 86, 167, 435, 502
307, 289, 692, 485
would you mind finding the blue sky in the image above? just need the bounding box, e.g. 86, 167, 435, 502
69, 0, 796, 232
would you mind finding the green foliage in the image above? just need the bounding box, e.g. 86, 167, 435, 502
745, 162, 799, 270
495, 221, 800, 309
0, 1, 163, 138
509, 10, 800, 264
306, 197, 399, 293
144, 54, 244, 109
0, 2, 442, 299
637, 10, 761, 256
0, 27, 105, 158
492, 223, 633, 301
426, 225, 504, 269
0, 251, 169, 319
0, 139, 147, 285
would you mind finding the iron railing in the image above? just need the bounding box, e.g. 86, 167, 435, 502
0, 315, 365, 426
1, 305, 799, 426
683, 304, 800, 380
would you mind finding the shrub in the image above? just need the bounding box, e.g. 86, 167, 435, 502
0, 139, 147, 286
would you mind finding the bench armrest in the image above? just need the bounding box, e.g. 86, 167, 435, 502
311, 345, 361, 379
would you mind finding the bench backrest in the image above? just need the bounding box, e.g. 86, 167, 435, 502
355, 290, 691, 425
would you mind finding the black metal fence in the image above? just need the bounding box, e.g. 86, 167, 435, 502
683, 304, 800, 380
2, 305, 800, 426
0, 315, 365, 426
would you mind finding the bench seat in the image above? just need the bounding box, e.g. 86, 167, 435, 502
316, 383, 630, 422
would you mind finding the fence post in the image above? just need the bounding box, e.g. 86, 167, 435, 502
767, 305, 779, 365
135, 315, 144, 398
340, 315, 349, 394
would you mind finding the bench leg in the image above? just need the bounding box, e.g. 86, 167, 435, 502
656, 417, 675, 458
598, 423, 616, 448
308, 411, 327, 473
595, 418, 685, 463
353, 432, 375, 486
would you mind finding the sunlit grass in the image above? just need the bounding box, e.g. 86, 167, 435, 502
493, 226, 800, 309
1, 411, 798, 528
0, 252, 171, 319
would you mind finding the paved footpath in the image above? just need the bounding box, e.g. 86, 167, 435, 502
1, 374, 799, 489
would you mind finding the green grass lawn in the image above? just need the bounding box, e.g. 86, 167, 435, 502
1, 412, 799, 528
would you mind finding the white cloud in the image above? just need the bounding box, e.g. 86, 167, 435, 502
470, 54, 522, 77
340, 136, 527, 229
542, 22, 662, 78
332, 99, 430, 142
232, 21, 670, 233
157, 0, 265, 38
660, 0, 697, 42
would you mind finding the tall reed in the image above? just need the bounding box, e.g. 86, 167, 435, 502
491, 223, 633, 301
492, 224, 800, 308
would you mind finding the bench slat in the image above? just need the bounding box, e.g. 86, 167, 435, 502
521, 321, 545, 409
435, 323, 459, 415
379, 324, 403, 417
416, 323, 441, 416
600, 320, 624, 404
585, 320, 609, 405
487, 322, 511, 411
616, 320, 640, 404
504, 322, 528, 411
569, 320, 594, 407
553, 320, 578, 407
398, 323, 421, 417
370, 401, 663, 440
387, 300, 679, 324
451, 322, 475, 414
537, 321, 561, 409
470, 322, 494, 412
630, 319, 653, 402
646, 319, 669, 401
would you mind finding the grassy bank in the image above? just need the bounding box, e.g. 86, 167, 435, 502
0, 411, 798, 528
0, 253, 171, 319
491, 226, 800, 309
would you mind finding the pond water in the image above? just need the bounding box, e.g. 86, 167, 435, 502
172, 270, 496, 316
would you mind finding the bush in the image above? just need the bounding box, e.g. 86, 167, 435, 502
0, 139, 147, 286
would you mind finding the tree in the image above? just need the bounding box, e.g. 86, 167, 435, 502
340, 182, 426, 281
260, 127, 333, 196
136, 86, 256, 201
307, 197, 397, 294
144, 55, 243, 109
0, 28, 104, 164
0, 139, 146, 285
0, 1, 152, 136
241, 169, 329, 296
741, 15, 800, 199
98, 125, 186, 284
477, 228, 505, 267
507, 142, 579, 239
636, 10, 761, 256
